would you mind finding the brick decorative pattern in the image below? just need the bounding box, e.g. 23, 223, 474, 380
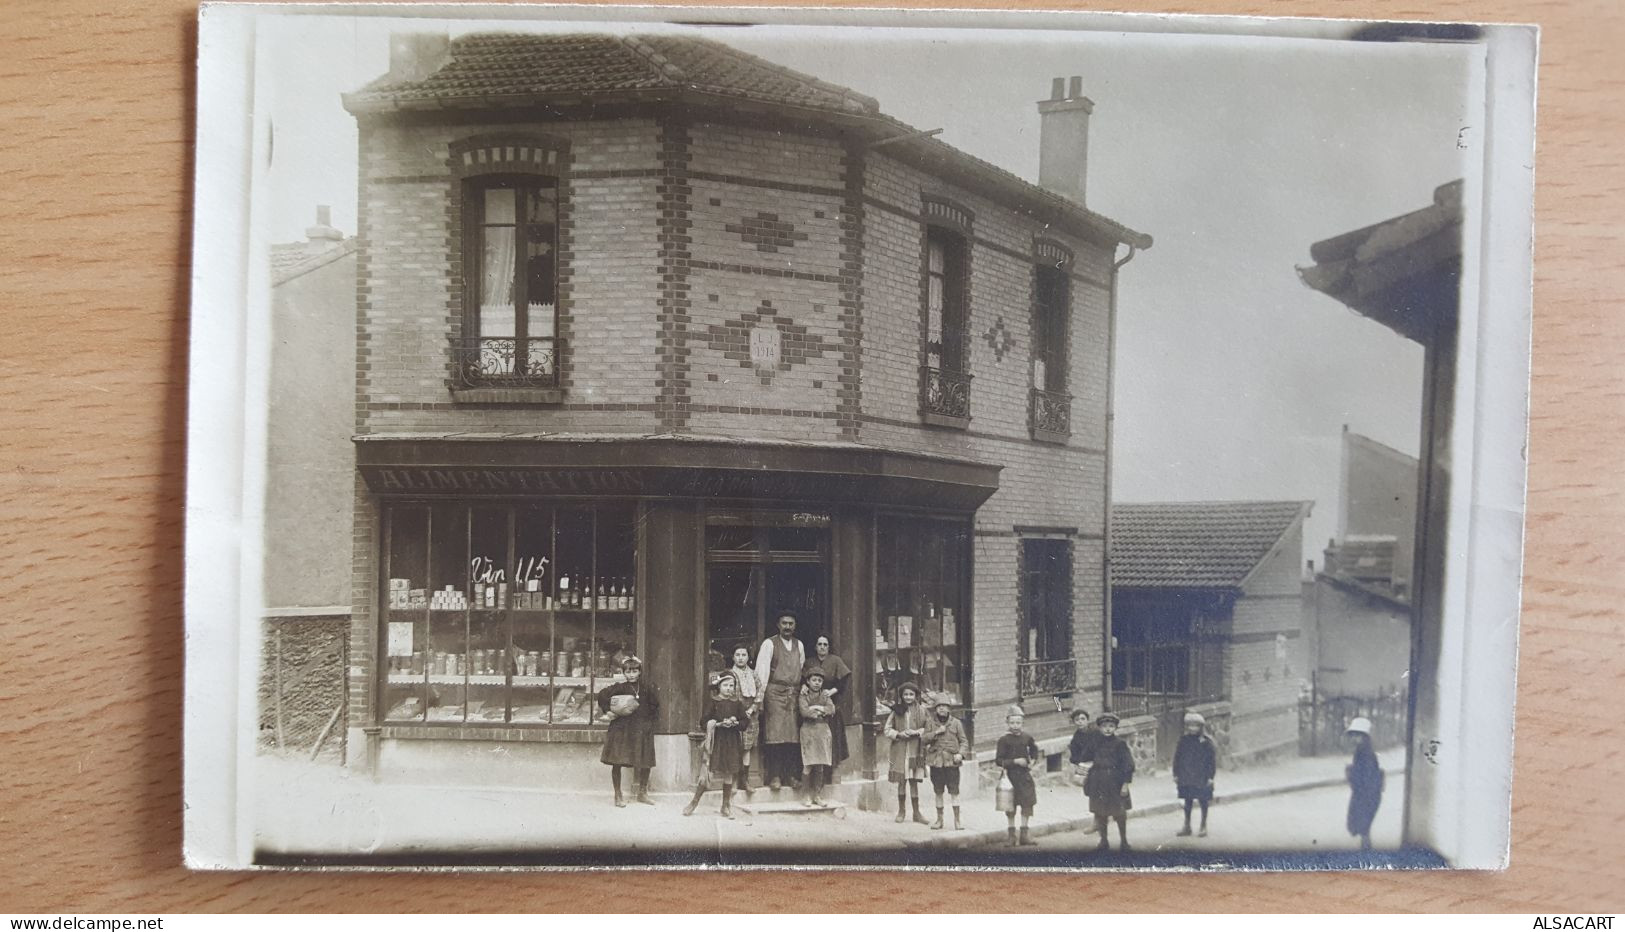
836, 141, 866, 440
724, 211, 810, 252
982, 315, 1015, 362
701, 300, 836, 386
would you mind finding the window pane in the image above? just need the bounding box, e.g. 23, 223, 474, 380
551, 507, 595, 725
479, 224, 517, 339
483, 187, 516, 224
468, 507, 509, 723
707, 564, 759, 673
511, 507, 554, 724
876, 517, 967, 714
426, 505, 468, 723
589, 505, 638, 723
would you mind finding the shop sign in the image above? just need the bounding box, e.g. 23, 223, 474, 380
369, 467, 645, 494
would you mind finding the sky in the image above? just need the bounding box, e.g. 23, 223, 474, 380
260, 12, 1478, 564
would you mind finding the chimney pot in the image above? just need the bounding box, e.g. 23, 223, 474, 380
1036, 80, 1094, 206
316, 205, 332, 226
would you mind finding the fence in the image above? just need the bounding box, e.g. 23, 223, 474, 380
259, 615, 350, 762
1298, 688, 1408, 756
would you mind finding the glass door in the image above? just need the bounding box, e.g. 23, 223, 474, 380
703, 519, 830, 673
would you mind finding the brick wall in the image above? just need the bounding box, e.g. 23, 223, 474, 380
350, 110, 1124, 746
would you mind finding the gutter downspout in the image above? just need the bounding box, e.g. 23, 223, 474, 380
1103, 242, 1138, 712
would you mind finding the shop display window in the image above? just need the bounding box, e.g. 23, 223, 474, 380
380, 501, 639, 729
874, 516, 971, 717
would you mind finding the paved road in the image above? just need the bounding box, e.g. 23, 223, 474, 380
978, 781, 1404, 854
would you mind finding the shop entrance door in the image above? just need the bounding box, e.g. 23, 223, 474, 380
704, 520, 830, 674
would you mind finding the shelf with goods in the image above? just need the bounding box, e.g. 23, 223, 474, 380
386, 673, 624, 688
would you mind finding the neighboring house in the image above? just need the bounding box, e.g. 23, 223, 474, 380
1305, 427, 1417, 702
260, 207, 357, 759
1110, 500, 1312, 766
1298, 178, 1466, 845
338, 34, 1150, 793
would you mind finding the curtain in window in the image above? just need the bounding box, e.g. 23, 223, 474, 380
480, 225, 517, 338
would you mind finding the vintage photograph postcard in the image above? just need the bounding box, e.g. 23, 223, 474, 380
184, 3, 1537, 870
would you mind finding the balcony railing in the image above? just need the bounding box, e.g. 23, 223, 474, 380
1017, 658, 1078, 696
1029, 387, 1072, 439
920, 366, 972, 422
454, 337, 561, 389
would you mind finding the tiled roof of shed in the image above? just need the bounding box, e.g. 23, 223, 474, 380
1111, 500, 1311, 589
347, 33, 879, 115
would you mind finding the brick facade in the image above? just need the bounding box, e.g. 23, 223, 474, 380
345, 92, 1134, 765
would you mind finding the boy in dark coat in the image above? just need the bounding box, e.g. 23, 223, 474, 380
1067, 707, 1100, 789
922, 696, 970, 830
994, 706, 1041, 847
1084, 711, 1135, 851
597, 656, 660, 807
1172, 711, 1217, 837
1344, 716, 1384, 850
683, 671, 747, 819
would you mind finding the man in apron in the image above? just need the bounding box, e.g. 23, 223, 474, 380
754, 613, 806, 792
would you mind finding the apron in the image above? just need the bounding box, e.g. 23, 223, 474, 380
762, 637, 804, 745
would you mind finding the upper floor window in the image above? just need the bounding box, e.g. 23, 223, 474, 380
465, 178, 559, 385
449, 135, 570, 399
919, 197, 974, 428
1030, 240, 1074, 442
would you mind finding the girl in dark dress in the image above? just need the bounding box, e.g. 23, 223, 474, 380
806, 636, 851, 769
1344, 716, 1384, 849
683, 671, 746, 819
1172, 711, 1218, 837
597, 656, 660, 808
1084, 711, 1135, 852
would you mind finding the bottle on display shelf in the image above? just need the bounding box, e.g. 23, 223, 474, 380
559, 574, 572, 608
596, 582, 608, 611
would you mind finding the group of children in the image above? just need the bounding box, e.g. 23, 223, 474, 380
601, 656, 1381, 850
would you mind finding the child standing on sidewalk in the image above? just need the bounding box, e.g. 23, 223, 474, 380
922, 695, 969, 830
1084, 711, 1135, 852
1344, 716, 1383, 850
597, 656, 659, 808
883, 682, 930, 824
994, 706, 1041, 847
683, 671, 746, 819
1067, 707, 1099, 792
1172, 711, 1217, 837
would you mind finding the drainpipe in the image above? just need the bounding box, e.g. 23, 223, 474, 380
1103, 242, 1138, 712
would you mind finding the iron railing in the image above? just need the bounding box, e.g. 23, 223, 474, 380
1030, 387, 1072, 436
454, 336, 561, 388
1017, 657, 1078, 696
921, 366, 972, 420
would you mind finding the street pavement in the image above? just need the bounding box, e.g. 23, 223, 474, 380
251, 747, 1407, 867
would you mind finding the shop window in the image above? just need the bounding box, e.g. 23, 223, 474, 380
919, 198, 973, 428
380, 502, 638, 728
1030, 245, 1073, 442
875, 516, 971, 717
702, 518, 830, 674
1018, 538, 1075, 696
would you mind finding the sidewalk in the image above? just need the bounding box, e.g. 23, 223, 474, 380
252, 748, 1404, 862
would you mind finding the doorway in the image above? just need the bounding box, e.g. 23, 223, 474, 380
704, 518, 830, 673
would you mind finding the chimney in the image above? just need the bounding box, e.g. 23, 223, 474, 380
388, 32, 451, 84
1037, 75, 1094, 206
302, 205, 344, 257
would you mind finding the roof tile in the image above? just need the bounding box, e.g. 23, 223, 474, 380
1111, 500, 1310, 589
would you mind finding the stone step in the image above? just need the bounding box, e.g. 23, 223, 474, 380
735, 799, 848, 818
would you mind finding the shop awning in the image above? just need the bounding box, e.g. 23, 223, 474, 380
355, 436, 1002, 512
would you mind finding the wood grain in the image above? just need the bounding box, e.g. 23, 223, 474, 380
1, 0, 1619, 913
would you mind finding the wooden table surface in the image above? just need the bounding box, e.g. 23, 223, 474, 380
1, 0, 1620, 914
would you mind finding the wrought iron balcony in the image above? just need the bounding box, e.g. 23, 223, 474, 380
1029, 387, 1072, 440
454, 337, 561, 389
1017, 658, 1078, 696
920, 366, 972, 424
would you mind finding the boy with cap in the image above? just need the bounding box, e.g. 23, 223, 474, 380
922, 694, 970, 830
1084, 711, 1135, 851
1172, 710, 1217, 837
994, 705, 1041, 846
